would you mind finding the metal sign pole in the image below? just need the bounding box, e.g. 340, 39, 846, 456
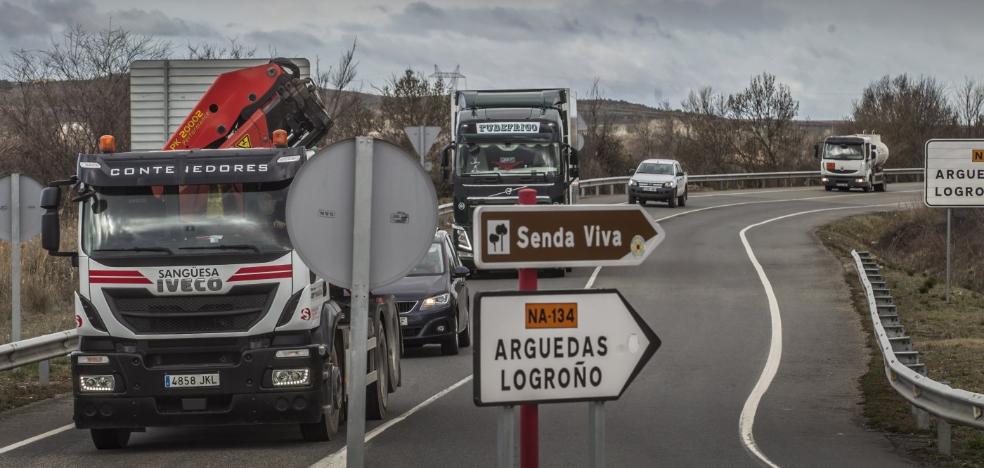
946, 208, 951, 303
588, 402, 605, 468
346, 137, 374, 468
497, 405, 515, 468
10, 173, 20, 342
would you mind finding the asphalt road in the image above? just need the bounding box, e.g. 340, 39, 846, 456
0, 184, 924, 467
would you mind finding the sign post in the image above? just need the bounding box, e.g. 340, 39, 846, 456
517, 189, 538, 468
923, 139, 984, 302
286, 138, 438, 468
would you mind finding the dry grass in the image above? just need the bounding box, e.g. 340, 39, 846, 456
820, 211, 984, 466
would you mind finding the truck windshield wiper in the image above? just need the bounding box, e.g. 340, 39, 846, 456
178, 244, 261, 253
94, 247, 174, 255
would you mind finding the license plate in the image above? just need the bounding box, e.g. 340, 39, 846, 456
643, 186, 659, 192
399, 317, 408, 326
165, 373, 220, 389
836, 183, 848, 187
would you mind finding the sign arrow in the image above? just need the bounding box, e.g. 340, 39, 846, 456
473, 289, 660, 406
473, 204, 665, 269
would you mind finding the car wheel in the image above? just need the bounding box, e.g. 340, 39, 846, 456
441, 316, 460, 356
366, 320, 389, 420
678, 190, 687, 207
458, 315, 471, 348
628, 195, 636, 204
824, 186, 833, 192
91, 428, 131, 450
667, 193, 678, 208
300, 342, 343, 441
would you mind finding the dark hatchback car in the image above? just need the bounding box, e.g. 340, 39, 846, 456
374, 231, 471, 355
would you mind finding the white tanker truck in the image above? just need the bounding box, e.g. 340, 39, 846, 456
815, 134, 890, 192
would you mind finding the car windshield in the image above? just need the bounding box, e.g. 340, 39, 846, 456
824, 143, 864, 160
636, 163, 674, 175
82, 181, 291, 257
457, 142, 559, 175
407, 243, 444, 276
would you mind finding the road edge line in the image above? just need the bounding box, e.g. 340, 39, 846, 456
0, 423, 74, 455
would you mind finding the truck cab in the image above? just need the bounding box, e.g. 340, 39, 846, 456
817, 134, 889, 192
443, 89, 580, 270
40, 146, 400, 448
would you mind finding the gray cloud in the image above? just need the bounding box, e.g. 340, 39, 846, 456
0, 2, 49, 39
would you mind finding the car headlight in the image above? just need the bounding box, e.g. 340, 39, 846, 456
628, 179, 639, 187
421, 293, 451, 310
663, 182, 675, 188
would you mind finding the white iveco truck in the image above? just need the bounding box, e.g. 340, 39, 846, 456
815, 134, 890, 192
39, 145, 401, 449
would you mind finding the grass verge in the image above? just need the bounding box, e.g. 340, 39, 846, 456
820, 212, 984, 467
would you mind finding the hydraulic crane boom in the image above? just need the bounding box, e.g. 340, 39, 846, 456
164, 58, 332, 151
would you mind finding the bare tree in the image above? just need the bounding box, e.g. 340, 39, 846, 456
187, 37, 256, 60
726, 73, 805, 171
955, 77, 984, 137
0, 25, 170, 182
678, 87, 735, 173
581, 79, 630, 178
847, 74, 958, 167
313, 40, 379, 143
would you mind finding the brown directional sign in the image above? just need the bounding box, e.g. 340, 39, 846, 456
473, 205, 665, 269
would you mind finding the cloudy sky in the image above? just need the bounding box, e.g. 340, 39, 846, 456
1, 0, 981, 119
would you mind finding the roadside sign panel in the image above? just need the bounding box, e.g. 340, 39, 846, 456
472, 205, 664, 269
474, 289, 659, 406
0, 174, 44, 241
925, 139, 984, 207
286, 138, 438, 289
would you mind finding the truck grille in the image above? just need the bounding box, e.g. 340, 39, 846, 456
395, 301, 417, 313
103, 285, 277, 334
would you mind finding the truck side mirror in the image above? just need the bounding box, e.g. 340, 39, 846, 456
813, 144, 820, 160
870, 149, 877, 160
440, 143, 453, 182
40, 187, 61, 253
566, 145, 579, 179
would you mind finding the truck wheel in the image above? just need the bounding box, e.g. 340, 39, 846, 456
90, 428, 131, 450
667, 193, 678, 208
441, 316, 460, 356
387, 316, 401, 393
300, 343, 343, 441
366, 322, 389, 420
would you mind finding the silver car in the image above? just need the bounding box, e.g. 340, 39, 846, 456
627, 159, 688, 207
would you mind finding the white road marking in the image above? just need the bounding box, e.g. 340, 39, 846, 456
312, 375, 473, 468
736, 202, 899, 468
0, 423, 74, 455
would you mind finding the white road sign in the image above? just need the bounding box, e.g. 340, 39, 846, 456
0, 174, 44, 241
473, 289, 660, 406
925, 139, 984, 207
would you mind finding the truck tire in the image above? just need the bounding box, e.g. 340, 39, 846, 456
441, 316, 460, 356
387, 313, 401, 393
366, 322, 389, 420
300, 342, 343, 441
90, 428, 130, 450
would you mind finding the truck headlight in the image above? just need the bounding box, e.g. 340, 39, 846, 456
77, 355, 109, 365
275, 348, 310, 359
272, 368, 310, 387
79, 374, 116, 392
452, 225, 472, 251
421, 293, 450, 310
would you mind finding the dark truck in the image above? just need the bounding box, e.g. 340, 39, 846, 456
441, 89, 581, 271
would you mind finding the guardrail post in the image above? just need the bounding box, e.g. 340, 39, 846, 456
937, 419, 952, 456
39, 360, 49, 385
913, 406, 931, 430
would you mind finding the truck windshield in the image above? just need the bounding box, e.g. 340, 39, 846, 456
457, 143, 559, 175
636, 163, 674, 175
824, 143, 864, 160
82, 181, 291, 257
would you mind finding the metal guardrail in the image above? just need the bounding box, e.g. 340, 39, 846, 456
0, 329, 77, 372
852, 250, 984, 455
576, 168, 924, 197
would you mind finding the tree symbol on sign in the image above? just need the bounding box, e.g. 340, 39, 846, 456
494, 223, 508, 251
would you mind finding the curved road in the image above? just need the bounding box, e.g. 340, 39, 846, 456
0, 184, 922, 467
